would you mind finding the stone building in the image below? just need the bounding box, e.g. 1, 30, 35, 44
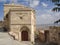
4, 4, 36, 44
49, 26, 60, 45
0, 21, 3, 28
0, 21, 4, 32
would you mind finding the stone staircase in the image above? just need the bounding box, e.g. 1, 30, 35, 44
0, 32, 33, 45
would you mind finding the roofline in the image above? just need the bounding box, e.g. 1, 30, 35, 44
4, 4, 35, 11
4, 4, 24, 7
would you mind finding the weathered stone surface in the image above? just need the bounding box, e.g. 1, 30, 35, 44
4, 4, 36, 44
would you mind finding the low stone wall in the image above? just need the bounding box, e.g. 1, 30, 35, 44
49, 26, 60, 45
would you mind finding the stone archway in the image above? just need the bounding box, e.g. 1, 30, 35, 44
20, 26, 30, 41
21, 31, 28, 41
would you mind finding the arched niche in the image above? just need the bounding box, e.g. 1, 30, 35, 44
20, 26, 30, 41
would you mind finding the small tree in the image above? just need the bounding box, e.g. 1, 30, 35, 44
50, 0, 60, 12
49, 0, 60, 23
54, 19, 60, 23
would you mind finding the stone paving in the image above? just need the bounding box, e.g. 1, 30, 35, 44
0, 32, 13, 45
0, 32, 33, 45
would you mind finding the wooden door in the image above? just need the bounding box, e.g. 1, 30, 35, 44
21, 31, 28, 41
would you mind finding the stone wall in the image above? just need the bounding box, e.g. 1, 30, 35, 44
49, 26, 60, 45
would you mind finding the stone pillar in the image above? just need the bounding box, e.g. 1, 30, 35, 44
30, 11, 35, 44
19, 32, 21, 41
31, 25, 35, 44
15, 34, 18, 40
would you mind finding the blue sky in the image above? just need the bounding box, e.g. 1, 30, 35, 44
0, 0, 60, 24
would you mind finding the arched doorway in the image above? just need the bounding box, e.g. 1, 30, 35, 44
21, 31, 28, 41
20, 26, 30, 41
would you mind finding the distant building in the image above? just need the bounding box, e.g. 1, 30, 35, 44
4, 4, 36, 44
0, 21, 4, 32
0, 21, 3, 28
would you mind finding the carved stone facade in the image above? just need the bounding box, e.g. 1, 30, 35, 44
4, 4, 36, 44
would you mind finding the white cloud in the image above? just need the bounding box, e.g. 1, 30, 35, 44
29, 0, 40, 7
41, 2, 48, 7
26, 0, 40, 7
36, 9, 60, 24
40, 14, 52, 19
37, 14, 54, 24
